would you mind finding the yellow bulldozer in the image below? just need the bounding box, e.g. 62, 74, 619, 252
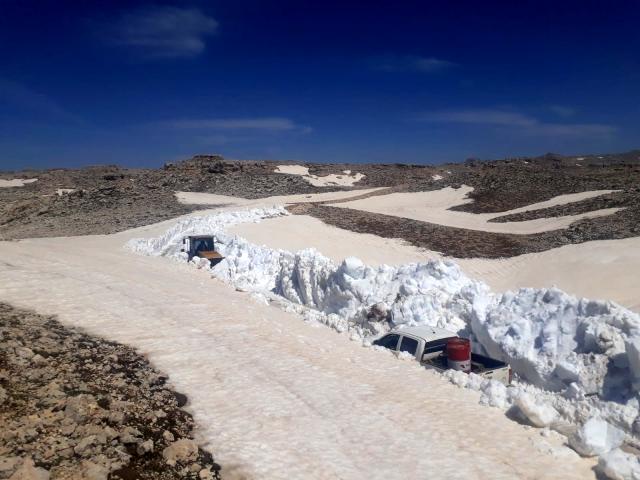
181, 235, 224, 267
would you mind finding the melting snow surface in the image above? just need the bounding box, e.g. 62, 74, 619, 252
0, 229, 597, 479
128, 207, 640, 477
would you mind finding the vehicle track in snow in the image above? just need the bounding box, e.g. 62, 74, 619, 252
0, 222, 596, 480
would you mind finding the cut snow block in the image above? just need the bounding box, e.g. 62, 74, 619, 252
341, 257, 365, 279
597, 448, 640, 480
514, 392, 558, 427
626, 337, 640, 392
569, 418, 625, 457
479, 380, 508, 409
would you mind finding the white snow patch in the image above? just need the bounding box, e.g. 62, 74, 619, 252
274, 165, 365, 187
0, 178, 37, 187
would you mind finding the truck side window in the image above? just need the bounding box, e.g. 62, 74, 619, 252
399, 336, 418, 355
373, 334, 400, 351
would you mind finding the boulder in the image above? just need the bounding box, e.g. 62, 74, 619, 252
64, 395, 100, 423
162, 439, 199, 466
136, 439, 154, 456
0, 457, 20, 476
70, 461, 108, 480
8, 458, 49, 480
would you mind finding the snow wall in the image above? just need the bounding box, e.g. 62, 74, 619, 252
128, 207, 640, 476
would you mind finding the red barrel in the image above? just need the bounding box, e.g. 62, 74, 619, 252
447, 338, 471, 373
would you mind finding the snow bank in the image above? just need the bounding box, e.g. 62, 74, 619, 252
128, 208, 486, 338
472, 288, 640, 397
127, 208, 640, 474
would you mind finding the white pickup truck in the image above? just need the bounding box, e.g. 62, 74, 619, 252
372, 326, 512, 385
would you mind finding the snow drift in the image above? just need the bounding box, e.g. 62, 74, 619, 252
127, 207, 640, 475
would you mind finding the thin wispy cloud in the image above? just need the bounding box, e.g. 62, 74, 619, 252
0, 78, 81, 123
372, 55, 457, 73
164, 117, 312, 133
109, 6, 218, 59
416, 108, 615, 138
419, 110, 536, 127
548, 105, 576, 117
527, 123, 615, 137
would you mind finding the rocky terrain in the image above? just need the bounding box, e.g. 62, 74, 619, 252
0, 303, 220, 479
1, 151, 640, 258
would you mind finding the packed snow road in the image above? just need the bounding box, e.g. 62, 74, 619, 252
0, 220, 595, 479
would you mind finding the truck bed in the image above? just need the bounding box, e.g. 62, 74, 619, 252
422, 353, 510, 384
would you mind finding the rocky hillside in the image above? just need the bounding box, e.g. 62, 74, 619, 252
1, 152, 639, 258
0, 303, 220, 480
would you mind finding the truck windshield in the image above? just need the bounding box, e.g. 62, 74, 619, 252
193, 238, 214, 252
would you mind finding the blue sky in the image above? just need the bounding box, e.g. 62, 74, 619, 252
1, 0, 639, 169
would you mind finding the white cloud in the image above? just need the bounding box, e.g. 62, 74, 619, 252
0, 78, 81, 123
418, 109, 536, 127
168, 117, 298, 131
548, 105, 576, 117
159, 117, 313, 136
416, 108, 615, 138
372, 55, 457, 73
111, 6, 218, 59
527, 123, 615, 137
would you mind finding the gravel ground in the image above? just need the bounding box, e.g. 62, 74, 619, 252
288, 201, 640, 259
488, 190, 635, 223
0, 303, 220, 480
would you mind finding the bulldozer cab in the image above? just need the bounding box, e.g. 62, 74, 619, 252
182, 235, 224, 266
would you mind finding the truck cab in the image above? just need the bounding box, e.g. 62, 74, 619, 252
182, 235, 224, 267
373, 326, 511, 385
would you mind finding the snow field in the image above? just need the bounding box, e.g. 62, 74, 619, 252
0, 178, 38, 187
128, 207, 640, 477
274, 165, 365, 186
174, 186, 386, 207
